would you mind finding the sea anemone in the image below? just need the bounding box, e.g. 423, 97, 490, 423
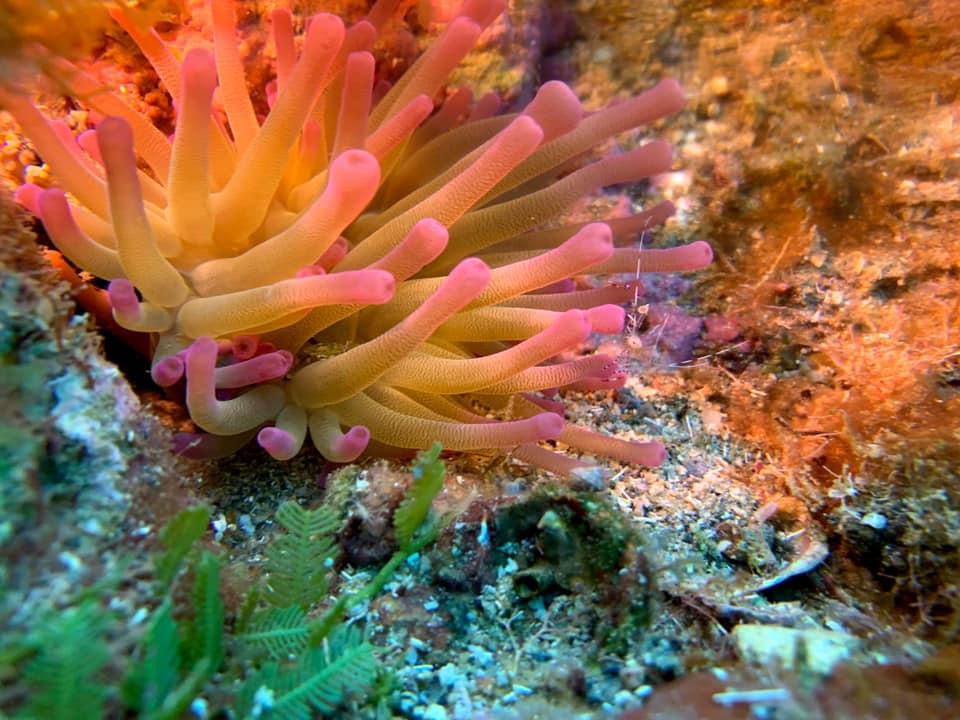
0, 0, 713, 475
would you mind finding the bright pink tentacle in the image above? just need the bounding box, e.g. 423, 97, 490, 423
214, 350, 294, 388
271, 8, 296, 92
586, 305, 626, 334
184, 337, 286, 435
152, 355, 185, 387
560, 424, 666, 467
308, 410, 371, 462
334, 391, 563, 451
589, 241, 714, 274
257, 405, 307, 460
332, 52, 375, 156
38, 188, 123, 280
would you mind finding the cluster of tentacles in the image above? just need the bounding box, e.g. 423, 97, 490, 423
1, 0, 713, 476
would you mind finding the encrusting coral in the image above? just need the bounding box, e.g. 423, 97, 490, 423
0, 0, 713, 475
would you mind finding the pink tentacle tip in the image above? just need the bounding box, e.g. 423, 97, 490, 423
333, 425, 370, 462
594, 353, 623, 380
304, 12, 345, 44
188, 335, 219, 363
532, 411, 564, 440
569, 222, 614, 265
152, 356, 185, 386
182, 47, 218, 91
96, 116, 134, 156
215, 350, 294, 388
448, 257, 492, 294
508, 113, 545, 147
685, 240, 714, 269
408, 219, 449, 259
318, 236, 349, 270
361, 269, 397, 303
330, 149, 381, 189
296, 264, 327, 278
642, 139, 674, 170
258, 426, 298, 460
108, 279, 141, 318
77, 130, 103, 164
231, 335, 260, 360
656, 78, 687, 112
253, 350, 294, 379
558, 308, 592, 344
14, 184, 42, 214
638, 441, 666, 467
587, 305, 626, 334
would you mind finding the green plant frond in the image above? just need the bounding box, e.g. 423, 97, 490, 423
22, 602, 111, 720
123, 599, 180, 715
155, 505, 211, 590
125, 593, 218, 720
306, 596, 350, 649
265, 502, 338, 609
394, 441, 446, 549
234, 661, 281, 719
275, 501, 340, 540
240, 606, 309, 659
144, 657, 212, 720
235, 586, 261, 635
306, 483, 465, 649
412, 510, 452, 549
184, 551, 224, 673
263, 628, 377, 720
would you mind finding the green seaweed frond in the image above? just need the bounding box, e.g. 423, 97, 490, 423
239, 625, 376, 720
306, 445, 454, 646
123, 599, 181, 717
184, 551, 225, 672
123, 559, 223, 720
125, 516, 223, 720
8, 447, 454, 719
241, 606, 309, 660
155, 505, 211, 590
394, 441, 445, 549
20, 602, 111, 720
265, 502, 340, 610
235, 585, 261, 635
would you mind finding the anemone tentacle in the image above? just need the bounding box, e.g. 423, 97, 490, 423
2, 0, 713, 474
